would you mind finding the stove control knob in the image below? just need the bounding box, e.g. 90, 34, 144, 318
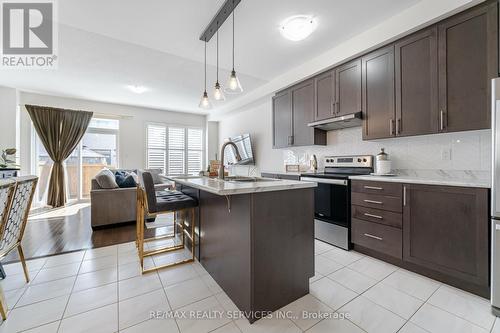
357, 158, 362, 162
363, 158, 367, 162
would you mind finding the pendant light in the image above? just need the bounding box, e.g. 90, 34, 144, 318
213, 25, 225, 101
199, 40, 212, 109
225, 5, 243, 94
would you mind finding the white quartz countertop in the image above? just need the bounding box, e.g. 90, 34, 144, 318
168, 176, 317, 195
348, 174, 491, 188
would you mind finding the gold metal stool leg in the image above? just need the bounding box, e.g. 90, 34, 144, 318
0, 285, 7, 320
17, 245, 29, 283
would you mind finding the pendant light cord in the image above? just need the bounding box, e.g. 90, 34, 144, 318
216, 25, 219, 82
204, 40, 207, 91
232, 6, 235, 70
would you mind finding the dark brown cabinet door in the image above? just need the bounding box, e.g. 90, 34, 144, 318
314, 70, 335, 121
292, 80, 317, 146
362, 46, 396, 140
395, 27, 438, 136
403, 184, 489, 291
272, 90, 292, 149
336, 59, 362, 117
438, 2, 498, 132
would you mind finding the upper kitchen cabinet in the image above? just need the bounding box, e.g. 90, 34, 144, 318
314, 70, 335, 121
272, 90, 292, 149
336, 59, 362, 117
362, 45, 396, 140
437, 1, 498, 133
272, 81, 326, 149
395, 27, 439, 136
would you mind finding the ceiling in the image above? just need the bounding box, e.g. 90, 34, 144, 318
0, 0, 422, 114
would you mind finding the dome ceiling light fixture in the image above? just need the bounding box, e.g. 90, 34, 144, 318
280, 15, 318, 42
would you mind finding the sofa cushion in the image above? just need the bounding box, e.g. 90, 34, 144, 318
95, 168, 119, 189
115, 171, 137, 188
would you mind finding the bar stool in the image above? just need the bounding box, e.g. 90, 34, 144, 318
136, 172, 197, 273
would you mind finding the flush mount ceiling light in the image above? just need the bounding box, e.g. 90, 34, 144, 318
127, 85, 148, 94
280, 15, 318, 41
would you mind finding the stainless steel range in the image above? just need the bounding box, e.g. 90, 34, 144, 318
301, 155, 373, 250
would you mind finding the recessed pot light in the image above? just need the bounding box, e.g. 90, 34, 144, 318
127, 85, 148, 94
280, 15, 318, 41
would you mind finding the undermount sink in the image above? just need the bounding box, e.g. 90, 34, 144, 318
224, 176, 277, 182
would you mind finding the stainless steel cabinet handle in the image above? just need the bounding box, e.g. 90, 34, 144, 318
440, 110, 445, 131
364, 186, 383, 190
389, 119, 395, 135
403, 186, 407, 206
364, 199, 383, 205
397, 118, 401, 134
364, 213, 383, 219
287, 136, 294, 145
330, 100, 334, 115
364, 233, 383, 241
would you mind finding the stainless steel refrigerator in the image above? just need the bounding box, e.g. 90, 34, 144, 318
492, 78, 500, 315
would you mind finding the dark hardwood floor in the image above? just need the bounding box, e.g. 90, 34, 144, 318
3, 204, 169, 263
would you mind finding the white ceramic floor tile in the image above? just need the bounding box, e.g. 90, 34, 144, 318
310, 272, 323, 284
118, 258, 155, 280
165, 276, 213, 309
118, 273, 162, 300
32, 263, 80, 284
398, 322, 430, 333
328, 267, 377, 293
119, 317, 179, 333
235, 317, 301, 333
79, 256, 117, 274
118, 242, 136, 253
73, 267, 117, 292
201, 273, 223, 294
157, 263, 199, 287
22, 321, 60, 333
17, 276, 75, 307
4, 287, 26, 308
410, 303, 487, 333
211, 322, 242, 333
83, 245, 117, 261
310, 277, 358, 310
280, 294, 333, 331
152, 249, 191, 267
58, 303, 118, 333
306, 316, 365, 333
118, 252, 140, 266
215, 292, 239, 313
339, 296, 406, 333
362, 283, 423, 320
427, 285, 495, 330
191, 261, 208, 276
314, 240, 333, 255
382, 269, 440, 301
1, 272, 30, 291
43, 251, 85, 268
3, 258, 45, 275
492, 318, 500, 333
119, 289, 170, 330
321, 248, 364, 266
0, 295, 68, 332
64, 283, 117, 317
175, 296, 231, 333
348, 257, 397, 281
314, 255, 343, 276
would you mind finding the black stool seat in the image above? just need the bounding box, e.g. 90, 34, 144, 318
156, 192, 197, 212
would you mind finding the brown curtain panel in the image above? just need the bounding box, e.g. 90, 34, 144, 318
25, 105, 93, 207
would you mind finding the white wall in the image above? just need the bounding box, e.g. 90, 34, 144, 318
0, 86, 18, 151
19, 92, 207, 173
218, 99, 491, 174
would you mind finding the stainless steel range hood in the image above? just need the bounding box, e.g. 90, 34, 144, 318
307, 112, 363, 131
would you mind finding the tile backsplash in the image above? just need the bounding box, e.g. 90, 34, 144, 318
283, 127, 491, 172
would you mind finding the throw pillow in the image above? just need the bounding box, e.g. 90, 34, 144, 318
116, 173, 137, 188
95, 168, 119, 189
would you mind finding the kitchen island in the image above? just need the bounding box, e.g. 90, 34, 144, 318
171, 176, 316, 323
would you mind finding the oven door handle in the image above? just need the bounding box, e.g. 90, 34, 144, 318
300, 177, 348, 186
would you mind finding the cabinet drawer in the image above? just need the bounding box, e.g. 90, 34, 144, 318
351, 192, 402, 213
352, 218, 402, 259
352, 205, 402, 228
351, 180, 402, 197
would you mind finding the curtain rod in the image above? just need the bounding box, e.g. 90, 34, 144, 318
19, 104, 133, 120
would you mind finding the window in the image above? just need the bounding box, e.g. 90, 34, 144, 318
147, 124, 203, 175
33, 117, 119, 205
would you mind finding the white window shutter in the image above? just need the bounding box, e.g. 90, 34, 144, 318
147, 125, 166, 172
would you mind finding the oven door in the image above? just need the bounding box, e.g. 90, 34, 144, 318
300, 177, 349, 227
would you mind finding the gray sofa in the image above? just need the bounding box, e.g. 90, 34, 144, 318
90, 169, 172, 228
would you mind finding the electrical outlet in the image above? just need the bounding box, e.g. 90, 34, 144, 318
441, 148, 451, 161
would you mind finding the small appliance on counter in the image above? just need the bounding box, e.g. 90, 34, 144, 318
301, 155, 373, 250
373, 148, 395, 176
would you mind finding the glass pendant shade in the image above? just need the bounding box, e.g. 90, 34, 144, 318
213, 82, 225, 101
225, 70, 243, 94
199, 91, 212, 109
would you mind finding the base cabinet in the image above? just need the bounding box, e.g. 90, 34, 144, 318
351, 180, 490, 297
